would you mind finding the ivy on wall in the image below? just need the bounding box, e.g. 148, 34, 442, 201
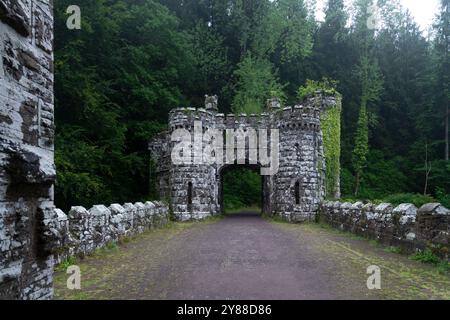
321, 96, 342, 199
298, 79, 342, 199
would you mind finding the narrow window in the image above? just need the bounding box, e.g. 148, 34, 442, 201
187, 182, 193, 211
294, 180, 300, 205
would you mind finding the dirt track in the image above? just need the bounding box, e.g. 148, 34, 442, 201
54, 212, 450, 300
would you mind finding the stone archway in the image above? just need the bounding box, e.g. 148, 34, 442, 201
217, 164, 265, 215
149, 95, 340, 223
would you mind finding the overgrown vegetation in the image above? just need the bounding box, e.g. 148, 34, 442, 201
297, 78, 340, 100
55, 256, 78, 273
411, 248, 450, 274
299, 79, 343, 199
54, 0, 450, 209
385, 246, 402, 254
340, 193, 444, 208
222, 167, 261, 211
412, 249, 442, 264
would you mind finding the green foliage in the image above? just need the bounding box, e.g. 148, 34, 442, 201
382, 194, 436, 208
272, 0, 314, 63
339, 167, 355, 198
222, 168, 261, 211
105, 242, 118, 251
385, 246, 403, 254
297, 78, 342, 199
436, 187, 450, 208
232, 54, 286, 113
55, 256, 77, 272
437, 260, 450, 274
352, 105, 369, 195
411, 249, 442, 265
54, 0, 189, 209
297, 78, 340, 100
351, 150, 409, 199
429, 161, 450, 197
322, 96, 342, 199
52, 0, 450, 211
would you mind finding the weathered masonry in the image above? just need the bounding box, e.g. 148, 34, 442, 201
149, 94, 341, 222
0, 0, 56, 299
319, 201, 450, 260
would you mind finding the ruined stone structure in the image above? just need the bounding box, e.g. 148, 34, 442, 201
0, 0, 56, 299
150, 94, 340, 222
319, 201, 450, 259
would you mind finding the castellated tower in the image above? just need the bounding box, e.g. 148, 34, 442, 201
149, 93, 339, 222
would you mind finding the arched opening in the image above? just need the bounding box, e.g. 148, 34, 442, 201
218, 165, 264, 216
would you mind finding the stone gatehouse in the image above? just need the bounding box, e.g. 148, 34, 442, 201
149, 95, 340, 222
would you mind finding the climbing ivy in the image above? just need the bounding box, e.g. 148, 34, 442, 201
299, 79, 342, 199
321, 96, 342, 199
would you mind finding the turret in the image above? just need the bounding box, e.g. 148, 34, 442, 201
205, 95, 218, 112
266, 97, 281, 110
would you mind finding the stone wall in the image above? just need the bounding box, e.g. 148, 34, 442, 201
0, 0, 56, 299
53, 201, 170, 260
150, 94, 339, 223
319, 201, 450, 259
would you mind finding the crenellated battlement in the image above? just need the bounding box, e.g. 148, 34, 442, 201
168, 95, 329, 133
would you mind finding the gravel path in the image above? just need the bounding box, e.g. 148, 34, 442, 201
54, 212, 450, 300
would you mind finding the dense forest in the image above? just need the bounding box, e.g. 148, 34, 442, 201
54, 0, 450, 211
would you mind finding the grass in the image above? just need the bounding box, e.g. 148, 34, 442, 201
271, 218, 450, 299
411, 249, 450, 274
385, 246, 403, 254
224, 206, 261, 215
55, 256, 78, 272
411, 249, 441, 264
436, 261, 450, 274
290, 219, 449, 274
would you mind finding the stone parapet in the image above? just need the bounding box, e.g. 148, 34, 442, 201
319, 201, 449, 259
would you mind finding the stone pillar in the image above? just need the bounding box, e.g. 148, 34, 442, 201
417, 203, 450, 253
0, 0, 56, 299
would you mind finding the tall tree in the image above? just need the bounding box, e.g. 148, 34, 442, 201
313, 0, 349, 80
350, 0, 383, 195
54, 0, 193, 209
231, 54, 285, 113
273, 0, 316, 99
433, 0, 450, 161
